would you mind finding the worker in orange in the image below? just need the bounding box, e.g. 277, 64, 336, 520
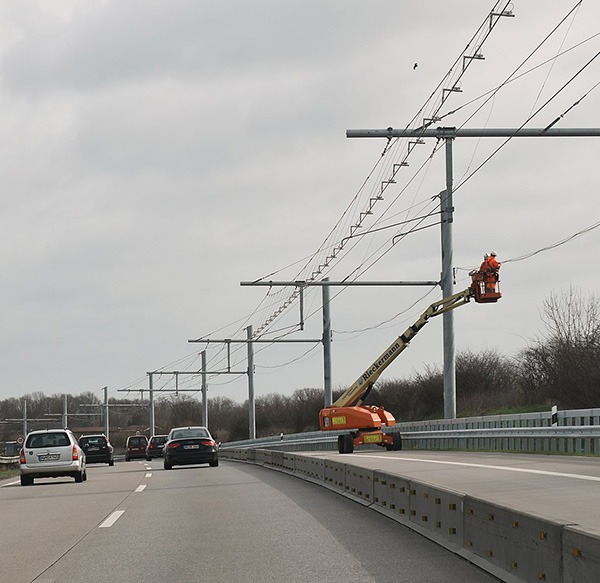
479, 253, 489, 272
483, 252, 501, 293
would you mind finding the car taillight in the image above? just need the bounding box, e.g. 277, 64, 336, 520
167, 441, 180, 449
149, 443, 155, 449
19, 448, 26, 464
72, 446, 79, 461
200, 440, 216, 447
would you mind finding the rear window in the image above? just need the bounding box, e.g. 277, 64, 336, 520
26, 432, 70, 448
171, 428, 210, 440
152, 436, 167, 445
80, 436, 106, 447
128, 436, 147, 446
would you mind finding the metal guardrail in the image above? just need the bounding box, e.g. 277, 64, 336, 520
0, 456, 19, 465
221, 407, 600, 455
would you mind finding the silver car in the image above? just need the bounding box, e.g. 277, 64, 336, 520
19, 429, 87, 486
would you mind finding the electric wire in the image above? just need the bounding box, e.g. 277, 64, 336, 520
116, 3, 597, 401
528, 1, 582, 117
454, 48, 600, 194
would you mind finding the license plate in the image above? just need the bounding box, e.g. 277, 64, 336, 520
363, 434, 383, 443
184, 444, 199, 449
88, 447, 99, 451
39, 454, 61, 461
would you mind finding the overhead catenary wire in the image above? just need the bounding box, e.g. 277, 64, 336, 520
121, 2, 599, 401
143, 3, 560, 392
454, 48, 600, 194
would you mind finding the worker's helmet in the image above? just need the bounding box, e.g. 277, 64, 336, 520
490, 251, 497, 256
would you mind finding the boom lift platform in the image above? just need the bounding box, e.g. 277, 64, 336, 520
319, 265, 501, 454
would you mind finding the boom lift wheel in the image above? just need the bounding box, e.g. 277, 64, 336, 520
337, 434, 354, 454
385, 432, 402, 451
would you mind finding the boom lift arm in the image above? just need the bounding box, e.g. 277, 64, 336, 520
319, 274, 501, 454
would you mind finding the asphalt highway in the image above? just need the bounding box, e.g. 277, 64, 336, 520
0, 459, 499, 583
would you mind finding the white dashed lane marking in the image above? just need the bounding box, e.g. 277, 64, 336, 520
99, 510, 125, 528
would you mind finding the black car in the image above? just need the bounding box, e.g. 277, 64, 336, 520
163, 426, 218, 470
145, 434, 168, 460
78, 434, 114, 466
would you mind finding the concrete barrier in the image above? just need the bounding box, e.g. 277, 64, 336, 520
344, 465, 374, 505
562, 526, 600, 583
219, 448, 596, 583
463, 497, 564, 583
294, 455, 325, 483
373, 471, 411, 522
410, 481, 465, 550
324, 459, 346, 492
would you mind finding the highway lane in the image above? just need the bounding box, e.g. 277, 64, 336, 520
0, 460, 498, 583
0, 460, 149, 583
301, 450, 600, 534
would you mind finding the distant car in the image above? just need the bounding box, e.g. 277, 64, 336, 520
19, 429, 87, 486
78, 434, 114, 466
163, 426, 218, 470
125, 434, 148, 461
146, 434, 168, 460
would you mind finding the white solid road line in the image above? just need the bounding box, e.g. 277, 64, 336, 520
99, 510, 125, 528
359, 454, 600, 482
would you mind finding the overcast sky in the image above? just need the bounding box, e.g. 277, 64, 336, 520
1, 1, 599, 409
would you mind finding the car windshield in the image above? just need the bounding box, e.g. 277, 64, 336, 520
171, 428, 210, 440
26, 432, 70, 448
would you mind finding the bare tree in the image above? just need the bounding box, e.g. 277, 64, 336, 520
518, 287, 600, 409
456, 349, 523, 414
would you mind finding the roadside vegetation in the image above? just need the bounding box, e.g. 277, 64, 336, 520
0, 466, 19, 480
1, 288, 599, 445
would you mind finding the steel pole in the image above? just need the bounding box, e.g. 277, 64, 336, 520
442, 137, 456, 419
247, 326, 256, 439
103, 387, 109, 439
322, 278, 332, 406
149, 373, 155, 436
62, 394, 68, 429
201, 350, 208, 427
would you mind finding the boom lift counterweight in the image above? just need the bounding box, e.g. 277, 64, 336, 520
319, 264, 501, 454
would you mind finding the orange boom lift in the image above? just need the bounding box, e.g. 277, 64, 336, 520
319, 262, 501, 454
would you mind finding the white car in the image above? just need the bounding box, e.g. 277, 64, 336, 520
19, 429, 87, 486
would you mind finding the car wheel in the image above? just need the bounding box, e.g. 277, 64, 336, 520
125, 457, 130, 462
164, 461, 172, 470
83, 470, 88, 481
74, 470, 84, 483
209, 459, 219, 467
146, 456, 151, 462
20, 475, 33, 486
108, 459, 114, 467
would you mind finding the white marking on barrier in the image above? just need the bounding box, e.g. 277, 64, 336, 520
359, 455, 600, 482
99, 510, 125, 528
135, 484, 147, 492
